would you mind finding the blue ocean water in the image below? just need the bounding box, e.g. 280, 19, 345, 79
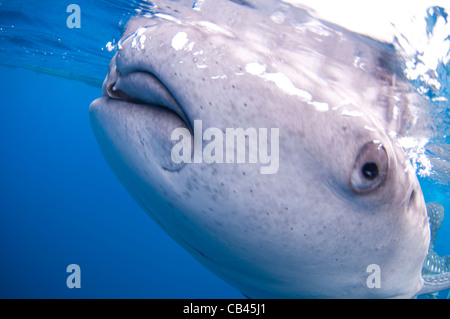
0, 0, 449, 298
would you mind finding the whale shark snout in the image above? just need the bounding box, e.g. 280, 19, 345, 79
88, 1, 447, 298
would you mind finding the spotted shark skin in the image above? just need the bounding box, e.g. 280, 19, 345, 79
89, 0, 450, 298
419, 202, 450, 298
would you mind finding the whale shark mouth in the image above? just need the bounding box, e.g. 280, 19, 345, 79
88, 66, 193, 172
104, 69, 191, 131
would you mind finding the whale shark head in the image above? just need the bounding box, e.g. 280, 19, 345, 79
89, 1, 433, 298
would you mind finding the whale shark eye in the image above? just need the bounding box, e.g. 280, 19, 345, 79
351, 141, 389, 193
362, 162, 378, 180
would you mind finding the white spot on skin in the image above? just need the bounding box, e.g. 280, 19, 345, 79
296, 20, 331, 37
193, 0, 205, 11
353, 56, 367, 70
129, 27, 149, 51
172, 32, 189, 51
364, 125, 377, 132
341, 109, 363, 117
245, 62, 267, 76
392, 105, 400, 120
245, 62, 329, 111
155, 13, 180, 23
308, 101, 329, 112
192, 21, 235, 37
333, 98, 356, 110
136, 27, 146, 37
139, 35, 146, 50
270, 11, 286, 24
264, 72, 313, 101
185, 42, 195, 51
389, 131, 398, 139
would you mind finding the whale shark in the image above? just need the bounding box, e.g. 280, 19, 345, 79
89, 0, 450, 298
